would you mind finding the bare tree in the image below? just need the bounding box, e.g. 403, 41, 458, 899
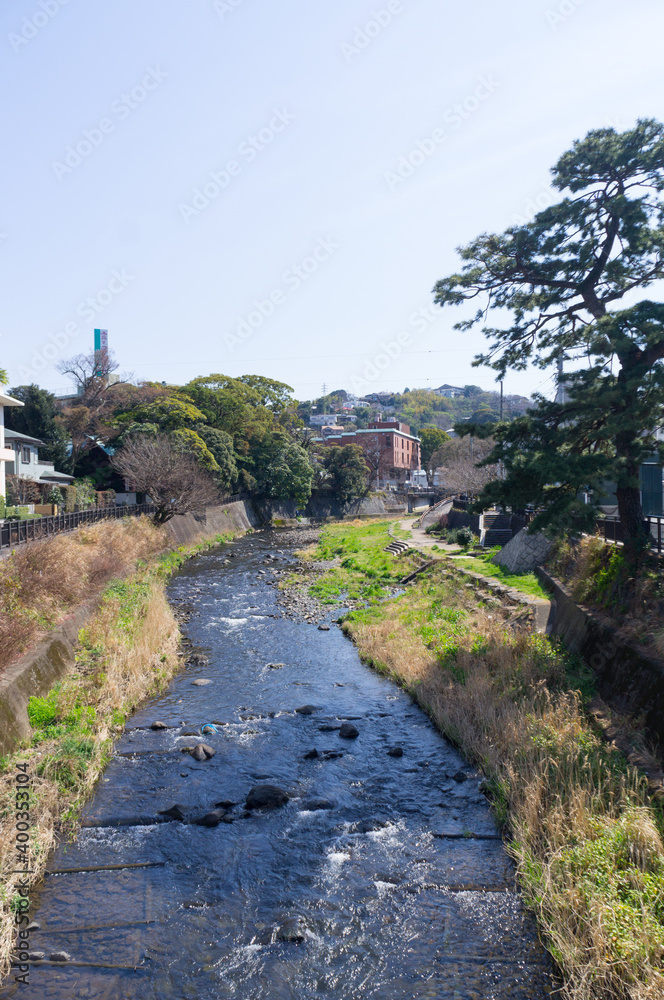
111, 435, 220, 525
432, 437, 499, 495
56, 349, 133, 468
362, 439, 385, 490
57, 349, 128, 407
6, 475, 43, 505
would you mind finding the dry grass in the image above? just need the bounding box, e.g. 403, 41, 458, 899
549, 536, 664, 658
0, 566, 180, 980
337, 553, 664, 1000
0, 517, 167, 672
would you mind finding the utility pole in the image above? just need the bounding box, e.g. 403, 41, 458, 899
499, 381, 504, 479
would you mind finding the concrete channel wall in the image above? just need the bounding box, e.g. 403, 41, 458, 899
0, 500, 258, 757
538, 567, 664, 749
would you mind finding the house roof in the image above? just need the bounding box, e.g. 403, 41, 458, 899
4, 428, 45, 446
0, 393, 24, 408
39, 470, 74, 484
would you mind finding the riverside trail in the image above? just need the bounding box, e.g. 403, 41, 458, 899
1, 529, 551, 999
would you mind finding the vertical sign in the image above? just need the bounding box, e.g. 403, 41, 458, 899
94, 329, 108, 352
94, 330, 108, 376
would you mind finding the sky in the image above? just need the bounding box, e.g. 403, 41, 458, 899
2, 0, 664, 403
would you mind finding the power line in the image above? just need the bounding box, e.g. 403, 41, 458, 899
117, 347, 478, 367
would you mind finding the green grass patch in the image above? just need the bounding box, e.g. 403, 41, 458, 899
308, 520, 417, 605
450, 551, 549, 599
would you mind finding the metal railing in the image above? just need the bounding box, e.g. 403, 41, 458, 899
0, 503, 157, 550
508, 508, 664, 555
0, 493, 254, 551
598, 515, 664, 555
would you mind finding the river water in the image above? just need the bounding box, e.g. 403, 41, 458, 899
2, 531, 551, 999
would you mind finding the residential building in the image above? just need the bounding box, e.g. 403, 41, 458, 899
433, 384, 465, 398
318, 420, 421, 488
310, 413, 339, 427
4, 428, 74, 490
0, 392, 24, 500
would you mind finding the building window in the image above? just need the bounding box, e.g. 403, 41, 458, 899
21, 446, 30, 464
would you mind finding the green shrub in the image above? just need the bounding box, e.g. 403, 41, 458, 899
46, 487, 64, 506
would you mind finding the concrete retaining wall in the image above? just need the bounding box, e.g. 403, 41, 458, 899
447, 509, 481, 534
0, 501, 257, 758
163, 499, 259, 545
494, 529, 552, 574
538, 567, 664, 748
0, 604, 93, 756
254, 494, 405, 524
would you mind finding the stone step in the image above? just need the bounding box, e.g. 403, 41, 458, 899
483, 515, 511, 529
483, 529, 513, 548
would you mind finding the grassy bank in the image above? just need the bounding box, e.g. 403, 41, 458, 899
301, 521, 664, 1000
549, 535, 664, 658
0, 523, 239, 980
0, 517, 168, 672
449, 549, 549, 599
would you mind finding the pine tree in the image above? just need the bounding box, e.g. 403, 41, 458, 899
433, 120, 664, 561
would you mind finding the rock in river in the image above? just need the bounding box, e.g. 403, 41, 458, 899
192, 679, 213, 687
50, 952, 72, 963
195, 808, 227, 828
339, 723, 359, 740
295, 705, 320, 716
387, 747, 404, 758
277, 916, 307, 943
301, 798, 334, 811
151, 721, 168, 730
246, 784, 289, 810
190, 743, 216, 761
158, 804, 186, 822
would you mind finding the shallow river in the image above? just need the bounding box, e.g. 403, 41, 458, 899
2, 531, 551, 999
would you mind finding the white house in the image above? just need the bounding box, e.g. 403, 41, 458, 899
4, 428, 74, 490
433, 384, 465, 399
0, 392, 24, 500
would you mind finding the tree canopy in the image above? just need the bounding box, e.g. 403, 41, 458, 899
434, 120, 664, 559
6, 384, 69, 471
322, 445, 369, 504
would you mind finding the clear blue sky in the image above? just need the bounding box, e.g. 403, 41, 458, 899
2, 0, 663, 402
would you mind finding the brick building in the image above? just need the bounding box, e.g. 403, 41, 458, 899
318, 421, 421, 488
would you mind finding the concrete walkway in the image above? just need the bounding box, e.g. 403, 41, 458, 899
397, 516, 463, 555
